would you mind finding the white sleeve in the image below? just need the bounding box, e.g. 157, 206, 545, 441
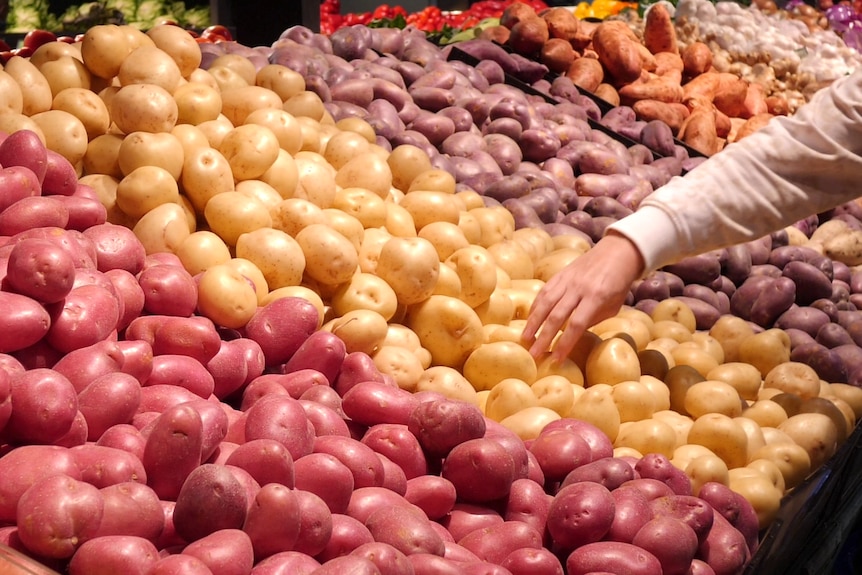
607, 68, 862, 273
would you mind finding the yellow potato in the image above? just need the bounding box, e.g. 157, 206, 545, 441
372, 345, 424, 392
728, 472, 782, 529
590, 316, 652, 351
116, 165, 180, 219
473, 290, 516, 326
750, 442, 810, 489
204, 191, 272, 247
398, 191, 461, 231
39, 56, 91, 97
568, 383, 621, 442
671, 443, 715, 471
387, 144, 432, 192
323, 309, 389, 356
777, 412, 839, 471
469, 206, 515, 248
132, 202, 192, 254
686, 453, 730, 495
651, 320, 694, 343
30, 109, 88, 166
218, 124, 280, 181
651, 298, 697, 332
83, 133, 123, 179
531, 375, 577, 416
209, 54, 257, 86
687, 413, 749, 469
4, 56, 52, 116
235, 227, 305, 291
706, 362, 763, 402
80, 24, 132, 79
485, 377, 538, 421
684, 380, 744, 419
737, 329, 792, 378
245, 108, 302, 156
176, 230, 231, 276
445, 245, 498, 309
118, 46, 183, 92
173, 82, 222, 125
614, 418, 676, 459
335, 116, 376, 144
110, 83, 178, 134
283, 90, 326, 121
405, 295, 484, 369
332, 187, 387, 229
763, 361, 821, 400
295, 223, 358, 287
335, 152, 393, 200
585, 336, 641, 387
180, 146, 234, 213
259, 149, 300, 199
500, 406, 561, 440
330, 272, 399, 321
293, 152, 337, 208
117, 131, 185, 180
146, 23, 202, 78
221, 85, 283, 126
612, 380, 657, 422
415, 366, 479, 405
376, 236, 440, 305
463, 341, 538, 392
196, 262, 259, 329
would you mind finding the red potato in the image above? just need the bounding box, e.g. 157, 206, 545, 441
0, 352, 25, 375
41, 148, 78, 196
250, 370, 330, 401
299, 399, 351, 438
240, 376, 291, 410
182, 399, 229, 463
504, 478, 552, 536
0, 369, 10, 434
635, 452, 692, 496
649, 495, 716, 543
138, 263, 198, 317
116, 339, 154, 384
458, 521, 543, 565
4, 237, 75, 303
138, 384, 202, 414
147, 554, 215, 575
546, 481, 616, 552
408, 398, 486, 458
604, 484, 653, 543
0, 166, 41, 213
182, 529, 255, 575
617, 478, 676, 501
483, 419, 531, 481
361, 423, 428, 480
350, 541, 414, 575
95, 481, 164, 540
317, 513, 375, 563
697, 508, 751, 575
68, 535, 160, 575
299, 385, 345, 414
443, 540, 482, 562
408, 553, 464, 575
54, 409, 89, 448
283, 330, 347, 385
10, 227, 98, 270
245, 394, 315, 461
0, 445, 81, 522
0, 290, 51, 352
96, 424, 147, 461
292, 489, 334, 557
208, 337, 266, 400
404, 475, 457, 520
342, 381, 420, 427
529, 428, 592, 483
54, 195, 108, 231
500, 547, 564, 575
225, 438, 295, 489
10, 338, 63, 370
365, 504, 445, 557
377, 452, 408, 495
0, 129, 47, 183
294, 452, 355, 514
632, 515, 699, 575
145, 354, 216, 399
242, 297, 321, 368
6, 367, 78, 444
144, 316, 222, 365
561, 457, 637, 491
440, 503, 505, 542
314, 435, 386, 489
307, 555, 382, 575
242, 483, 301, 561
0, 196, 69, 235
153, 500, 185, 550
441, 437, 516, 503
105, 269, 146, 331
346, 486, 418, 525
250, 551, 321, 575
78, 372, 141, 439
334, 351, 389, 396
566, 541, 663, 575
173, 463, 249, 542
16, 474, 104, 559
71, 443, 146, 488
543, 418, 615, 461
142, 403, 203, 501
83, 223, 147, 275
697, 481, 759, 554
45, 284, 120, 353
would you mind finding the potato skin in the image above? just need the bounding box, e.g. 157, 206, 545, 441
566, 540, 663, 575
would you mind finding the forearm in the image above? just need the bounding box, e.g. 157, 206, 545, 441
609, 69, 862, 272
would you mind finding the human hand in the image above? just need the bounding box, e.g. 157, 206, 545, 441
521, 231, 646, 362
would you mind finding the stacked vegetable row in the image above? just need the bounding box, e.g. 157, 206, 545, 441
0, 11, 859, 575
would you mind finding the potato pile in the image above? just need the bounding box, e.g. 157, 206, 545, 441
0, 18, 860, 575
486, 1, 788, 155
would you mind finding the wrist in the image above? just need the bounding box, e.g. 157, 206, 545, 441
600, 230, 647, 279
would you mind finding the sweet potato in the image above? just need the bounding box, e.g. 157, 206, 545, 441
734, 113, 773, 142
682, 72, 720, 103
566, 57, 604, 93
643, 3, 678, 55
765, 94, 790, 116
635, 43, 658, 73
633, 100, 689, 132
618, 75, 684, 104
679, 108, 718, 155
508, 17, 550, 56
742, 82, 769, 118
713, 107, 732, 139
541, 38, 576, 74
681, 42, 713, 77
592, 21, 643, 84
594, 83, 620, 106
542, 7, 581, 42
654, 52, 684, 77
712, 74, 749, 118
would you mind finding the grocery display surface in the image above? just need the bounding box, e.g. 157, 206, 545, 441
2, 0, 862, 573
